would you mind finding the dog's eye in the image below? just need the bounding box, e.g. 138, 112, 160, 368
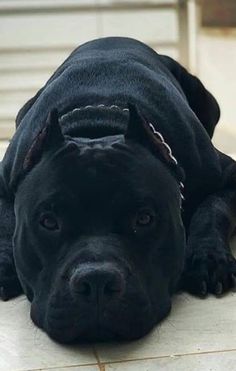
40, 213, 59, 231
135, 209, 155, 227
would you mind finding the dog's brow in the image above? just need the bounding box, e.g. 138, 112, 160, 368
35, 191, 76, 209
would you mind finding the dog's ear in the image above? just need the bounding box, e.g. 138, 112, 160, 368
159, 55, 220, 138
125, 104, 176, 165
125, 104, 184, 183
0, 109, 65, 197
23, 109, 64, 172
125, 104, 148, 144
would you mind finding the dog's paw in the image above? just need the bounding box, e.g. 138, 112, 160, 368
0, 251, 22, 301
181, 246, 236, 297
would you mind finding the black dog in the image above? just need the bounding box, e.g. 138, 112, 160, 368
0, 37, 236, 343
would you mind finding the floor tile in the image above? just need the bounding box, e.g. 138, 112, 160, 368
95, 291, 236, 363
105, 351, 236, 371
0, 297, 97, 371
42, 367, 99, 371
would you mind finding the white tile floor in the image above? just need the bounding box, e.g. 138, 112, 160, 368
0, 125, 236, 371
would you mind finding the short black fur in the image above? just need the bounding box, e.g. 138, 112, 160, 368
0, 37, 236, 343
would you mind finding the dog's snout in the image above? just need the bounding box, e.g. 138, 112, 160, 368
69, 263, 125, 303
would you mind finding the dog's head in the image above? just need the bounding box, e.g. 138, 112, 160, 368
3, 106, 186, 343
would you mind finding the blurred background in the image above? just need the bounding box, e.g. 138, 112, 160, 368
0, 0, 235, 154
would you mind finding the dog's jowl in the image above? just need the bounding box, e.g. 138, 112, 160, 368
0, 37, 236, 343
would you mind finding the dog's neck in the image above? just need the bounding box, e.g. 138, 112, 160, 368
59, 104, 129, 138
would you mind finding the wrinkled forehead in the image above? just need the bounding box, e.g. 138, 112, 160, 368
67, 134, 125, 148
18, 137, 179, 209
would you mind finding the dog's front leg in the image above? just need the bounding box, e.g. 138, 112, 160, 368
181, 189, 236, 297
0, 197, 22, 300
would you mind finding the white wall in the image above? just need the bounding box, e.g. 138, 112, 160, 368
198, 29, 236, 129
0, 0, 182, 138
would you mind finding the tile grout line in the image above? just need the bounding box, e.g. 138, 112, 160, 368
93, 345, 106, 371
95, 347, 236, 367
24, 362, 99, 371
23, 346, 236, 370
9, 347, 236, 371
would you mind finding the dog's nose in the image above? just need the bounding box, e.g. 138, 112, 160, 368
69, 262, 125, 303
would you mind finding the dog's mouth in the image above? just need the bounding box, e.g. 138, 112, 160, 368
30, 282, 164, 343
45, 314, 158, 344
46, 320, 125, 344
33, 292, 171, 344
42, 300, 153, 343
